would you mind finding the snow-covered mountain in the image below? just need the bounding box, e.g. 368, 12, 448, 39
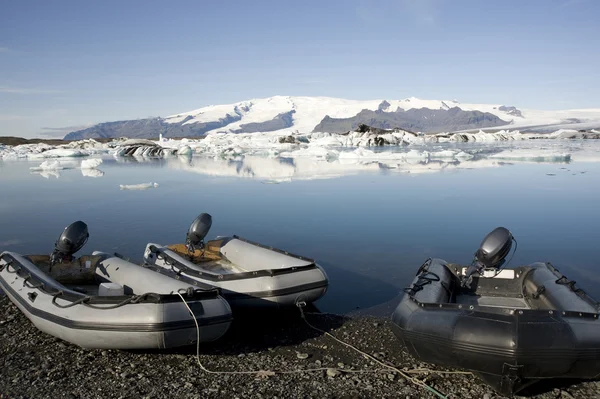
64, 96, 600, 140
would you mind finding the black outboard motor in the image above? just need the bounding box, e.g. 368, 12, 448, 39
185, 213, 212, 254
462, 227, 514, 288
50, 221, 89, 265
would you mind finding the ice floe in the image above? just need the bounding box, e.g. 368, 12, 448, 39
119, 182, 159, 190
29, 160, 76, 171
80, 158, 103, 169
488, 149, 571, 162
0, 138, 111, 160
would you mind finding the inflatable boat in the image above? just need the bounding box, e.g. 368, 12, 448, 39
143, 213, 329, 307
0, 222, 232, 349
391, 227, 600, 395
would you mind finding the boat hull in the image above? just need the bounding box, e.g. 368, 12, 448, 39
0, 252, 232, 349
144, 237, 329, 308
391, 258, 600, 395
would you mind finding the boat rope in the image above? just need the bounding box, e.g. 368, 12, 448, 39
175, 292, 449, 399
296, 302, 449, 399
403, 271, 440, 296
51, 291, 151, 309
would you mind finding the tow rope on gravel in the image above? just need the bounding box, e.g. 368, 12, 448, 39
176, 292, 450, 399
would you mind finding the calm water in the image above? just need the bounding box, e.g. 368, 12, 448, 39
2, 140, 600, 315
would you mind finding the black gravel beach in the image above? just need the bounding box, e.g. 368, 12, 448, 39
1, 296, 599, 399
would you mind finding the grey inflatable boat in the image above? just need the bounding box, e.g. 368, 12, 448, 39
143, 213, 328, 308
0, 222, 232, 350
391, 227, 600, 395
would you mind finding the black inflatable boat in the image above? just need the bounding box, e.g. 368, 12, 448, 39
391, 227, 600, 395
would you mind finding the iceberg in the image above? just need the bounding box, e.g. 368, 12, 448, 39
30, 160, 76, 171
28, 148, 89, 159
119, 182, 159, 190
108, 127, 599, 161
488, 149, 571, 162
80, 158, 103, 169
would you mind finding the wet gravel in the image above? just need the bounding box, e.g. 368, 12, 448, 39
1, 296, 599, 399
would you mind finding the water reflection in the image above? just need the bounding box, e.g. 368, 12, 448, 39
163, 152, 578, 182
81, 168, 104, 178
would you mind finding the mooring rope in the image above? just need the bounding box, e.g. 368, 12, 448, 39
175, 292, 450, 398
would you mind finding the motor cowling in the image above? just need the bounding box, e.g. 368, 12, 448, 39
475, 227, 513, 269
462, 227, 514, 288
186, 213, 212, 252
50, 221, 89, 264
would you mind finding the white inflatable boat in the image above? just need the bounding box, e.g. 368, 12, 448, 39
0, 222, 232, 349
143, 214, 329, 308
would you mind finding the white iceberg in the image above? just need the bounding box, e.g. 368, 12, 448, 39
176, 145, 193, 155
30, 160, 75, 171
119, 182, 159, 190
80, 158, 103, 169
488, 149, 571, 162
28, 148, 88, 159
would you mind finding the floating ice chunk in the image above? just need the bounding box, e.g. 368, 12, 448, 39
489, 149, 571, 162
80, 158, 103, 169
119, 182, 159, 190
29, 148, 88, 159
404, 149, 430, 159
82, 168, 104, 178
177, 145, 192, 155
455, 151, 474, 159
30, 160, 74, 171
430, 150, 458, 158
280, 147, 339, 159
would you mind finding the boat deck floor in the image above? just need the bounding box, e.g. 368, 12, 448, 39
456, 295, 530, 309
166, 244, 247, 275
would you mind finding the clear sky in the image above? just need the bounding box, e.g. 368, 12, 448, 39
1, 0, 599, 138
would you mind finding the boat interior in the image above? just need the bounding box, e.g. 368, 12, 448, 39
23, 254, 111, 296
166, 241, 247, 274
445, 263, 598, 313
453, 266, 532, 309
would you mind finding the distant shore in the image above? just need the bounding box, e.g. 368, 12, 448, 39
1, 296, 598, 399
0, 136, 112, 146
0, 136, 203, 146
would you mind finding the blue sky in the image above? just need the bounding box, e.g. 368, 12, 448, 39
1, 0, 599, 138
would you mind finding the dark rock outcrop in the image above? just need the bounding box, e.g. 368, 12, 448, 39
498, 105, 523, 118
64, 113, 243, 141
233, 110, 296, 133
312, 107, 509, 134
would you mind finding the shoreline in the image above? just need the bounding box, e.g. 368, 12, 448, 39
1, 296, 598, 398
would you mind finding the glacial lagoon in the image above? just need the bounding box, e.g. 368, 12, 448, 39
1, 139, 600, 315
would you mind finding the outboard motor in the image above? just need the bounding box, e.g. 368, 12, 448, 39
50, 221, 89, 265
462, 227, 515, 288
185, 213, 212, 254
